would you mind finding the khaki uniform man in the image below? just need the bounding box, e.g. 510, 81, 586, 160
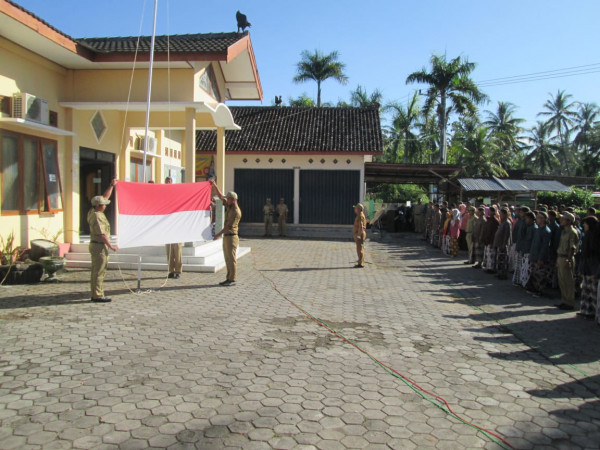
413, 199, 425, 233
213, 183, 242, 286
555, 212, 579, 310
464, 206, 476, 264
164, 176, 183, 279
353, 203, 367, 268
276, 198, 289, 237
263, 199, 274, 237
87, 179, 118, 302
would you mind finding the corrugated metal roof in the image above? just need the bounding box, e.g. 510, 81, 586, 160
458, 178, 571, 192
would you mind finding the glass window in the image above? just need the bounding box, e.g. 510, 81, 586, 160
23, 139, 39, 211
1, 135, 19, 211
42, 142, 61, 210
130, 158, 152, 182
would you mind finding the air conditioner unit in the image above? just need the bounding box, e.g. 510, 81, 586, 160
135, 136, 158, 154
12, 93, 49, 125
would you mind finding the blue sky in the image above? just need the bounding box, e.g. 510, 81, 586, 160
15, 0, 600, 128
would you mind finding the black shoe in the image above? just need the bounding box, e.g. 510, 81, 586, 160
472, 264, 482, 269
555, 303, 574, 311
222, 281, 236, 287
91, 297, 112, 303
174, 273, 180, 279
353, 264, 364, 268
219, 280, 229, 286
576, 312, 594, 320
463, 261, 472, 265
168, 272, 174, 279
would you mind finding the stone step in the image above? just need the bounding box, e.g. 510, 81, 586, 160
239, 224, 353, 239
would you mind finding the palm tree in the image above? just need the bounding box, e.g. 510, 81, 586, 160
288, 94, 316, 107
524, 122, 560, 175
574, 103, 600, 176
538, 90, 577, 174
350, 85, 383, 108
293, 50, 348, 107
484, 101, 525, 168
406, 54, 487, 164
385, 93, 421, 163
455, 125, 506, 177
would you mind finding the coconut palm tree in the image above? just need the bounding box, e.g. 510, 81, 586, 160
455, 125, 506, 177
293, 50, 348, 107
350, 85, 383, 108
484, 101, 525, 168
406, 54, 487, 164
524, 121, 560, 175
574, 103, 600, 176
385, 93, 421, 163
538, 90, 577, 174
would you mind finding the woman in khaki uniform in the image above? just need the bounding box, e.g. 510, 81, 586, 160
87, 179, 118, 302
353, 203, 367, 268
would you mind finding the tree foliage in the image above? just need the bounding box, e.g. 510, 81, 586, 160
293, 50, 348, 107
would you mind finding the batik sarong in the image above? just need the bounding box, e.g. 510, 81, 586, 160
528, 260, 552, 293
513, 251, 523, 285
483, 245, 496, 271
496, 247, 509, 278
474, 244, 484, 265
580, 275, 598, 317
508, 243, 518, 272
450, 237, 459, 257
519, 254, 531, 287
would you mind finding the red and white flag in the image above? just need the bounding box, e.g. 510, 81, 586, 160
116, 181, 212, 248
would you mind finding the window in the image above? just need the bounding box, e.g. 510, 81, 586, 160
199, 65, 221, 102
90, 111, 107, 142
0, 130, 62, 215
130, 158, 152, 182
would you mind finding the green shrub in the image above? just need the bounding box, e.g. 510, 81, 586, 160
537, 187, 593, 209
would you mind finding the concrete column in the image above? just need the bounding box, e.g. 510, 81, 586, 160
359, 164, 365, 201
215, 127, 226, 233
293, 167, 300, 225
63, 108, 79, 244
184, 108, 196, 183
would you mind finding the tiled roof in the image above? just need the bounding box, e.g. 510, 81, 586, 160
196, 107, 383, 153
77, 32, 247, 53
458, 178, 571, 192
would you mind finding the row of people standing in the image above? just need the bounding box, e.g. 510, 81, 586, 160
424, 202, 600, 326
262, 198, 289, 237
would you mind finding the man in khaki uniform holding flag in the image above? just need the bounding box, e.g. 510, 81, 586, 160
353, 203, 367, 268
87, 179, 118, 302
276, 198, 289, 237
213, 183, 242, 286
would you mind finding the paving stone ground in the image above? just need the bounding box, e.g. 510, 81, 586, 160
0, 234, 599, 450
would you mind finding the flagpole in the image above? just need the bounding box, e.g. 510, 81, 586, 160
138, 0, 158, 292
142, 0, 158, 183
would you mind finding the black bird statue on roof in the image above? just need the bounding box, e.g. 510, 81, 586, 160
236, 10, 251, 33
274, 96, 283, 106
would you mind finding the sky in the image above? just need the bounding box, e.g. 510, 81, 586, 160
14, 0, 600, 128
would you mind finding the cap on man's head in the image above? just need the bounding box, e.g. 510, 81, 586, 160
520, 206, 531, 212
538, 211, 548, 219
91, 196, 110, 207
354, 203, 364, 211
226, 191, 238, 200
562, 212, 575, 223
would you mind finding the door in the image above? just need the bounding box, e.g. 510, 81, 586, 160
300, 170, 360, 224
79, 147, 116, 235
233, 169, 294, 223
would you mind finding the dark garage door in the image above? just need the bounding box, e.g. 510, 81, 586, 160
300, 170, 360, 224
234, 169, 294, 223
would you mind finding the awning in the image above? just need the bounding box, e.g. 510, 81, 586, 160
458, 177, 571, 192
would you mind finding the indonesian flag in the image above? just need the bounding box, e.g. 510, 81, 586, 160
116, 181, 212, 248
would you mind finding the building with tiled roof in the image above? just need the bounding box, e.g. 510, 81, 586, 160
195, 107, 382, 224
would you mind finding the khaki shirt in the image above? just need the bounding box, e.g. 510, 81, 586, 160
276, 203, 288, 218
263, 204, 274, 216
87, 208, 110, 243
556, 225, 579, 259
353, 212, 366, 236
224, 204, 242, 235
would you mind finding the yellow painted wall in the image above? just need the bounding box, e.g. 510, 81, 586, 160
0, 38, 69, 247
70, 68, 194, 103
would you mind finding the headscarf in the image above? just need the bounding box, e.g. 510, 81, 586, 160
451, 208, 460, 226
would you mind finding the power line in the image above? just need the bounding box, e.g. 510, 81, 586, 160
479, 68, 600, 87
476, 62, 600, 83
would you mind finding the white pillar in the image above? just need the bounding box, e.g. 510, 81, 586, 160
215, 127, 226, 233
184, 108, 196, 183
359, 162, 365, 202
293, 167, 300, 225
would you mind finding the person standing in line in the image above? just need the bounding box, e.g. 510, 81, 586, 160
213, 184, 242, 286
483, 206, 500, 272
472, 207, 486, 269
577, 216, 599, 319
464, 206, 476, 265
164, 177, 183, 279
353, 203, 367, 268
88, 179, 119, 303
547, 209, 562, 289
518, 211, 538, 287
449, 209, 461, 257
413, 198, 425, 234
262, 198, 274, 237
493, 208, 512, 279
276, 198, 289, 237
424, 202, 433, 241
430, 204, 442, 247
526, 212, 552, 295
555, 212, 579, 311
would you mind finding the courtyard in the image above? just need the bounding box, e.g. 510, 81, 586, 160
0, 236, 599, 449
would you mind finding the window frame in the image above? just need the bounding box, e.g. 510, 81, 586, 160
0, 129, 63, 216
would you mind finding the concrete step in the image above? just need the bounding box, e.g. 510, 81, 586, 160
239, 223, 353, 239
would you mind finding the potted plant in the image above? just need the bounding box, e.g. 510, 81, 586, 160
33, 227, 70, 257
0, 232, 43, 285
31, 228, 67, 283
